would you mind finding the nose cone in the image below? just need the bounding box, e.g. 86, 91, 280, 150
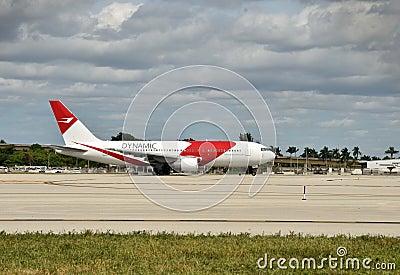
262, 150, 275, 163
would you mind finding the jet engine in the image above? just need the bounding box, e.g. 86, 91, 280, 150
171, 157, 199, 173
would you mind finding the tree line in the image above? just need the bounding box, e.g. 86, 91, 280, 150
277, 145, 399, 161
237, 133, 399, 161
0, 143, 103, 168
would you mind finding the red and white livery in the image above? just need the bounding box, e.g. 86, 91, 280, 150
49, 100, 275, 175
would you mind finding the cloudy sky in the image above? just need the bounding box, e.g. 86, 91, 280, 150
0, 0, 399, 158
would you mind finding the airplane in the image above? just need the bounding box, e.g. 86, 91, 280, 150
49, 100, 276, 175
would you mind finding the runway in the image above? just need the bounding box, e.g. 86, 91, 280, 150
1, 173, 399, 236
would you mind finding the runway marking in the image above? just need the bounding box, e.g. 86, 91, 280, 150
48, 182, 132, 190
0, 180, 47, 183
1, 218, 399, 224
303, 184, 400, 188
0, 192, 399, 198
1, 180, 399, 189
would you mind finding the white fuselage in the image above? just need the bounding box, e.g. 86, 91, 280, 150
58, 140, 275, 168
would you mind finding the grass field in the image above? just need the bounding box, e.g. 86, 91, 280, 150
0, 231, 398, 274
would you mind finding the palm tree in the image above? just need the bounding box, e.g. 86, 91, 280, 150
352, 146, 362, 160
319, 146, 331, 166
274, 147, 283, 157
340, 147, 351, 168
239, 133, 254, 142
301, 147, 318, 158
286, 146, 299, 157
286, 146, 299, 171
301, 147, 318, 172
360, 155, 372, 161
384, 147, 399, 159
331, 148, 340, 160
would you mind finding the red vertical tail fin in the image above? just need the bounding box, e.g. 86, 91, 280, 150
49, 100, 101, 145
49, 100, 78, 135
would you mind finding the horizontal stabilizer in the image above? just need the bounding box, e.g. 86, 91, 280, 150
49, 145, 88, 153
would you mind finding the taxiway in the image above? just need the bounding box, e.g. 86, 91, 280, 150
0, 173, 399, 236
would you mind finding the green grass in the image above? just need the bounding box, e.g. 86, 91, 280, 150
0, 231, 398, 274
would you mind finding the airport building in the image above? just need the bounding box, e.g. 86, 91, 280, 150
273, 156, 360, 174
359, 159, 400, 175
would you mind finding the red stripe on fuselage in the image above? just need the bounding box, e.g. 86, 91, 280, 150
180, 141, 236, 165
76, 143, 148, 166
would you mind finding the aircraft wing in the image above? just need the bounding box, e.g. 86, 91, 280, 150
146, 154, 177, 164
116, 149, 178, 164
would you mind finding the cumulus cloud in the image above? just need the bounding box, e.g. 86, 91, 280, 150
349, 130, 369, 137
234, 1, 396, 50
274, 117, 299, 125
0, 0, 96, 40
95, 2, 143, 31
318, 118, 355, 127
231, 0, 400, 97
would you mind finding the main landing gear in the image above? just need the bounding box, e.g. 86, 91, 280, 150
152, 164, 171, 175
247, 166, 258, 176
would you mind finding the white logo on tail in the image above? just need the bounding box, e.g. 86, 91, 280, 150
58, 117, 73, 124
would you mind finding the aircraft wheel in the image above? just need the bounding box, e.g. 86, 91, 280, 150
247, 166, 257, 176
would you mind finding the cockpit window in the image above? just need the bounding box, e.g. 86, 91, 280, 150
261, 147, 269, 151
